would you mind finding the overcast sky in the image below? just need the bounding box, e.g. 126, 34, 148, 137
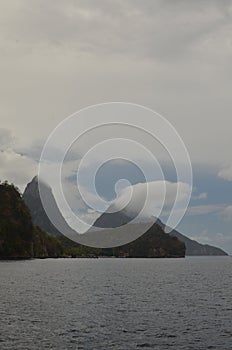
0, 0, 231, 252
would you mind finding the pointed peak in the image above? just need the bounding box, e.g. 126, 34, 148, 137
31, 175, 38, 183
25, 175, 51, 191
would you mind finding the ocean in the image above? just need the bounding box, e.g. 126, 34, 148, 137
0, 257, 231, 349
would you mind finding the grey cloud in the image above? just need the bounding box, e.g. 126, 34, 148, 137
0, 149, 37, 190
0, 128, 15, 150
1, 0, 231, 61
16, 139, 45, 161
17, 139, 81, 163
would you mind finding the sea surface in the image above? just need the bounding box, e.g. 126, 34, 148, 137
0, 257, 231, 350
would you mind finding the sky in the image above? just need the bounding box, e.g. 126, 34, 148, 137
0, 0, 231, 253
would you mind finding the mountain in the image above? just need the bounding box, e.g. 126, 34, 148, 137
23, 177, 228, 256
22, 177, 186, 257
170, 227, 227, 256
0, 181, 64, 259
94, 208, 132, 228
23, 176, 64, 237
153, 219, 227, 256
108, 222, 185, 258
94, 209, 228, 256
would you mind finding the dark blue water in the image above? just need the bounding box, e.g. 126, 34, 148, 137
0, 257, 231, 349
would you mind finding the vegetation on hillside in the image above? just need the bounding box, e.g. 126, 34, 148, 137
0, 181, 34, 259
0, 182, 64, 259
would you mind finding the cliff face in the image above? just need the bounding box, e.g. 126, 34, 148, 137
0, 182, 63, 259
